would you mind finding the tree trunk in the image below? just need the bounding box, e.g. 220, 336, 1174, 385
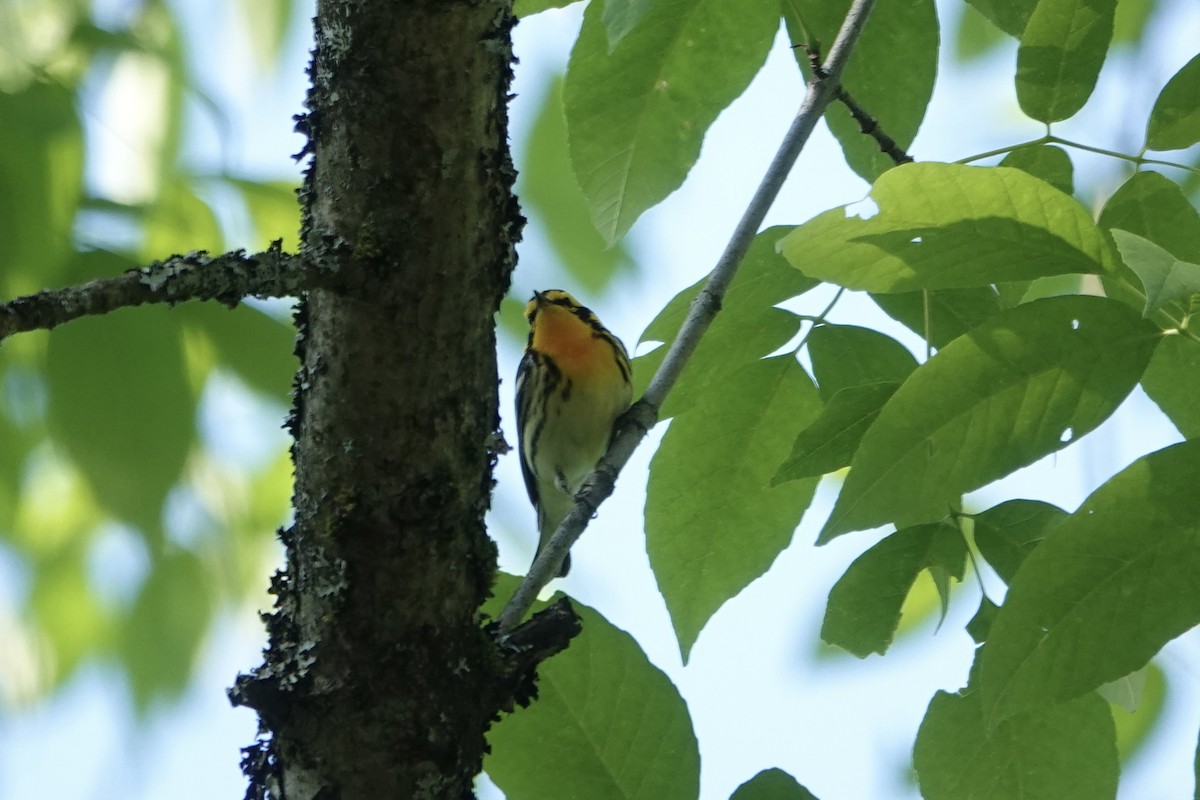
232, 1, 523, 796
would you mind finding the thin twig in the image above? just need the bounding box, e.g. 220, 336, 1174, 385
0, 245, 313, 342
804, 43, 912, 166
495, 0, 881, 634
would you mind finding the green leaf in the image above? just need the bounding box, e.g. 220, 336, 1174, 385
647, 357, 821, 660
514, 0, 579, 16
871, 287, 1002, 350
1099, 171, 1200, 263
965, 0, 1038, 37
486, 593, 699, 800
971, 499, 1066, 583
520, 76, 635, 293
1195, 728, 1200, 800
914, 689, 1117, 800
232, 0, 294, 69
1098, 170, 1200, 317
783, 0, 938, 181
46, 254, 196, 534
806, 324, 917, 401
1110, 662, 1166, 761
979, 439, 1200, 724
142, 179, 224, 261
1142, 333, 1200, 438
120, 549, 213, 710
176, 302, 297, 404
1016, 0, 1116, 123
822, 522, 966, 658
772, 382, 899, 484
999, 144, 1074, 196
0, 81, 83, 288
602, 0, 655, 49
1146, 53, 1200, 151
967, 596, 1000, 644
1111, 229, 1200, 316
1096, 666, 1147, 713
229, 178, 302, 252
730, 768, 820, 800
780, 163, 1112, 292
633, 226, 815, 416
30, 549, 111, 688
819, 296, 1159, 541
565, 0, 780, 243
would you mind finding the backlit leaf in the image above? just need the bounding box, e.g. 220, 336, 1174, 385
648, 357, 821, 659
565, 0, 779, 242
971, 499, 1066, 583
772, 382, 899, 483
819, 296, 1158, 541
979, 439, 1200, 724
822, 522, 966, 657
1142, 333, 1200, 438
1016, 0, 1116, 123
914, 689, 1117, 800
487, 581, 699, 800
730, 768, 820, 800
1146, 53, 1200, 151
1111, 229, 1200, 317
783, 0, 937, 181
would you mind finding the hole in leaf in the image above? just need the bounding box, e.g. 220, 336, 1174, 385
844, 197, 879, 220
1060, 428, 1074, 443
910, 236, 923, 244
1071, 319, 1080, 330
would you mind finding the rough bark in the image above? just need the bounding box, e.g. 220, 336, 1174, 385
231, 1, 524, 797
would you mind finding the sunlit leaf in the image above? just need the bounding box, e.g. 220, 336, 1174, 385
783, 0, 938, 181
780, 163, 1112, 292
565, 0, 779, 242
819, 296, 1158, 541
1016, 0, 1116, 123
648, 357, 820, 659
914, 689, 1117, 800
822, 522, 966, 657
979, 439, 1200, 724
1146, 52, 1200, 151
486, 578, 699, 800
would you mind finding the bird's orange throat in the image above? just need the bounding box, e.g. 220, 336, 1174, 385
531, 305, 613, 373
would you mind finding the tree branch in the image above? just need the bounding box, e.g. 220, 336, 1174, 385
803, 43, 913, 166
495, 0, 881, 634
0, 245, 314, 342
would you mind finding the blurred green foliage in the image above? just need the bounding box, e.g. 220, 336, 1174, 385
0, 0, 299, 711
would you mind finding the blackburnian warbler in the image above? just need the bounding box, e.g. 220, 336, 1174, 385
516, 290, 632, 577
